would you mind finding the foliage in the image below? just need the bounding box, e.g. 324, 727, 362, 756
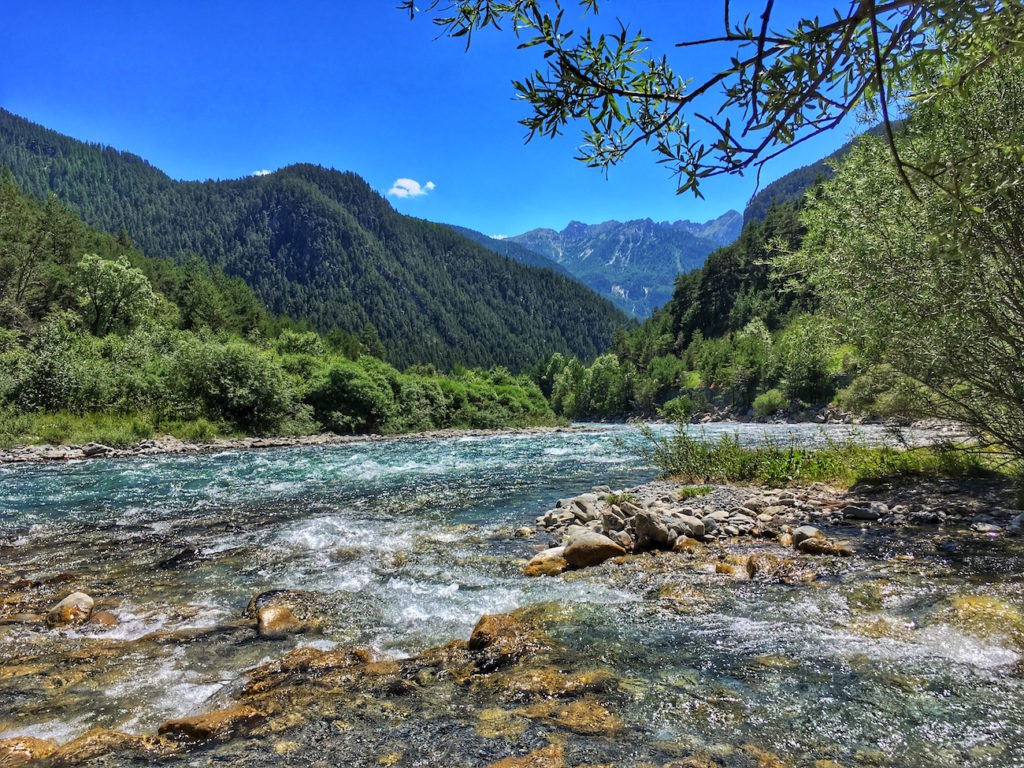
677, 485, 714, 501
403, 1, 1022, 196
604, 492, 636, 506
76, 254, 155, 336
753, 388, 786, 420
0, 112, 628, 370
788, 55, 1024, 459
638, 427, 993, 488
0, 172, 560, 444
171, 338, 295, 432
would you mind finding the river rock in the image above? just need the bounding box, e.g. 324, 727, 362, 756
514, 526, 534, 538
633, 510, 671, 550
88, 610, 119, 628
667, 514, 705, 539
46, 592, 94, 627
257, 605, 304, 638
791, 525, 823, 547
51, 728, 174, 764
563, 531, 626, 568
609, 530, 633, 550
701, 515, 720, 535
600, 509, 625, 533
0, 736, 59, 764
798, 538, 854, 557
524, 547, 568, 577
158, 704, 264, 742
843, 503, 885, 521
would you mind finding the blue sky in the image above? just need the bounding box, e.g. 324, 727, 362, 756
1, 1, 859, 236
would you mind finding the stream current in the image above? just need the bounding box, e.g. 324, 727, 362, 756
1, 423, 1022, 766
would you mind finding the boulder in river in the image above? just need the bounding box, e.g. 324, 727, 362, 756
257, 605, 304, 639
88, 610, 119, 628
524, 547, 568, 577
797, 537, 854, 557
563, 531, 625, 568
158, 704, 265, 743
46, 591, 94, 627
791, 525, 823, 547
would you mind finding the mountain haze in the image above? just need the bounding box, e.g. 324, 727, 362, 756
0, 109, 627, 370
507, 212, 742, 317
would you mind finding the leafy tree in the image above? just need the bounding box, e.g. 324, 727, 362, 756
789, 55, 1024, 456
403, 1, 1022, 195
76, 254, 155, 336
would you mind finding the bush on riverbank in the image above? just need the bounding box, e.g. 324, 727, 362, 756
0, 175, 559, 445
638, 426, 996, 487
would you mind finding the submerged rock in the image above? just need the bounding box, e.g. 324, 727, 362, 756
0, 736, 58, 764
46, 592, 94, 627
797, 538, 853, 557
487, 744, 565, 768
563, 531, 625, 568
88, 610, 119, 628
158, 704, 265, 742
51, 728, 176, 764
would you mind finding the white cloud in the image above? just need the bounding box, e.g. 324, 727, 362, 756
388, 178, 435, 198
490, 234, 508, 240
252, 169, 272, 177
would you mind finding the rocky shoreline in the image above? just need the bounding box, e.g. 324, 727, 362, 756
518, 475, 1024, 578
0, 425, 586, 465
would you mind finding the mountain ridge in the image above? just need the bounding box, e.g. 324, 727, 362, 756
506, 211, 742, 317
0, 108, 628, 370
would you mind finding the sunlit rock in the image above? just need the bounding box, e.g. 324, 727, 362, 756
524, 547, 568, 577
158, 703, 265, 742
563, 531, 625, 567
46, 592, 94, 627
0, 736, 58, 765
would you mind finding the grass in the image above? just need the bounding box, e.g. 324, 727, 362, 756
638, 425, 1004, 488
678, 485, 714, 500
0, 409, 242, 450
605, 492, 637, 506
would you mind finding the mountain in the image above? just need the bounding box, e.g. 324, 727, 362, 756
0, 108, 628, 370
506, 211, 742, 318
445, 225, 573, 279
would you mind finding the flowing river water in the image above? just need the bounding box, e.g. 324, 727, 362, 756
1, 424, 1022, 766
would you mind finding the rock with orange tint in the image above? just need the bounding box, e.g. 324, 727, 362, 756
50, 728, 176, 765
46, 592, 94, 627
487, 744, 565, 768
0, 736, 58, 765
158, 704, 264, 742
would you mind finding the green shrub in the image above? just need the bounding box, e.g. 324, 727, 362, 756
660, 396, 693, 423
753, 388, 787, 420
172, 338, 294, 431
305, 357, 398, 433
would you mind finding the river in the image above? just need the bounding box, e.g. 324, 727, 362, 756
1, 423, 1022, 766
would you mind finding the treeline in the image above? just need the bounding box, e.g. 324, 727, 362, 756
0, 171, 555, 446
530, 200, 902, 422
0, 109, 628, 370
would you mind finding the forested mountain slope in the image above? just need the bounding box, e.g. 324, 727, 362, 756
508, 212, 742, 318
0, 109, 627, 370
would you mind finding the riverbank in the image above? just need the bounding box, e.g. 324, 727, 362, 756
0, 424, 586, 465
519, 474, 1024, 581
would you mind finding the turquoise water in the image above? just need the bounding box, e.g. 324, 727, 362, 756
1, 423, 1022, 766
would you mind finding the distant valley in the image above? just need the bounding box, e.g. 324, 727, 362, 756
453, 212, 743, 318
